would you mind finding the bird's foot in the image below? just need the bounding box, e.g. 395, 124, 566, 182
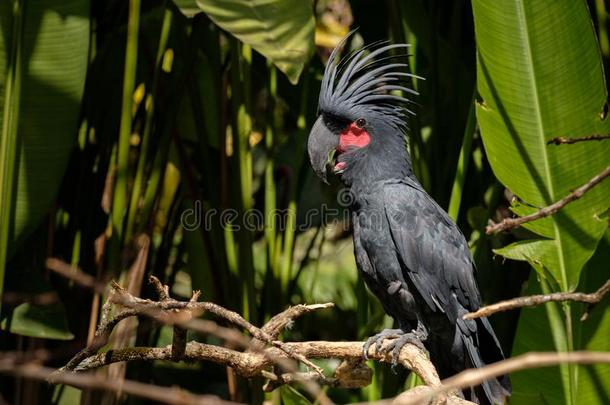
385, 330, 427, 372
362, 328, 403, 360
362, 328, 427, 371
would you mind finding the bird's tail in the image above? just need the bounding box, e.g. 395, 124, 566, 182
462, 317, 511, 404
429, 316, 511, 405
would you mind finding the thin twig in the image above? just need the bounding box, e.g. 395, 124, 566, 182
547, 133, 610, 145
148, 276, 188, 359
1, 291, 59, 306
261, 303, 335, 339
149, 275, 170, 301
62, 309, 139, 371
0, 363, 239, 405
464, 279, 610, 321
45, 258, 107, 293
393, 351, 610, 405
486, 166, 610, 234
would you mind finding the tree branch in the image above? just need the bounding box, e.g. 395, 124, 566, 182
0, 363, 238, 405
54, 279, 474, 404
464, 279, 610, 321
486, 165, 610, 234
107, 279, 328, 377
547, 133, 610, 145
392, 351, 610, 405
54, 279, 610, 405
69, 341, 439, 387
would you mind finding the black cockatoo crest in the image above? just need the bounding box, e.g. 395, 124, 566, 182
308, 34, 420, 186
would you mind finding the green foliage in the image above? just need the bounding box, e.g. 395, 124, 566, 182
187, 0, 315, 84
473, 0, 610, 403
279, 386, 314, 405
511, 232, 610, 405
1, 301, 73, 340
473, 0, 610, 289
0, 0, 89, 304
0, 0, 608, 404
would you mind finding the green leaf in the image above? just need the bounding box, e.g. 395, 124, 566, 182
510, 199, 554, 239
279, 385, 313, 405
1, 254, 74, 339
192, 0, 314, 84
0, 1, 89, 251
1, 301, 74, 340
472, 0, 610, 290
52, 384, 82, 405
472, 2, 610, 403
510, 232, 610, 404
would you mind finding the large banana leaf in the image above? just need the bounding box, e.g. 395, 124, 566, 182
0, 1, 89, 253
472, 0, 610, 289
179, 0, 314, 84
0, 0, 89, 330
472, 1, 610, 404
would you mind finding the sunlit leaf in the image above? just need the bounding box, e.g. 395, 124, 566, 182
1, 301, 74, 340
279, 385, 313, 405
191, 0, 315, 84
473, 0, 610, 290
0, 1, 89, 250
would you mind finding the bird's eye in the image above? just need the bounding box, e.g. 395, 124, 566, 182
355, 118, 366, 128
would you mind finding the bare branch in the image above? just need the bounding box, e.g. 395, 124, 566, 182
261, 303, 334, 339
486, 166, 610, 234
108, 281, 328, 377
45, 258, 107, 293
393, 351, 610, 405
1, 291, 59, 306
547, 133, 610, 145
62, 309, 139, 371
64, 340, 438, 388
47, 276, 610, 405
54, 279, 465, 404
392, 386, 474, 405
0, 363, 239, 405
464, 279, 610, 321
149, 275, 170, 301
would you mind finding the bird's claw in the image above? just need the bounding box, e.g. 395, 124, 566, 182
362, 328, 403, 360
384, 332, 426, 373
362, 328, 427, 373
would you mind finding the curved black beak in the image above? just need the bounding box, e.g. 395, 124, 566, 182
307, 116, 338, 184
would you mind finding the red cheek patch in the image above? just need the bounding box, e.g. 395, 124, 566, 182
338, 122, 371, 152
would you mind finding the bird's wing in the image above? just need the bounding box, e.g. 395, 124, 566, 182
383, 179, 481, 315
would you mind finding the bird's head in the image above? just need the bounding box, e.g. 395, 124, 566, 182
307, 37, 419, 187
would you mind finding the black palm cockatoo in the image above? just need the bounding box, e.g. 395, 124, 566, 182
307, 38, 511, 404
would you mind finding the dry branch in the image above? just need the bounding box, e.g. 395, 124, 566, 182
52, 278, 474, 404
69, 340, 438, 386
393, 351, 610, 405
464, 279, 610, 321
47, 278, 610, 405
547, 133, 610, 145
0, 363, 238, 405
486, 165, 610, 234
108, 278, 327, 377
45, 258, 107, 293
